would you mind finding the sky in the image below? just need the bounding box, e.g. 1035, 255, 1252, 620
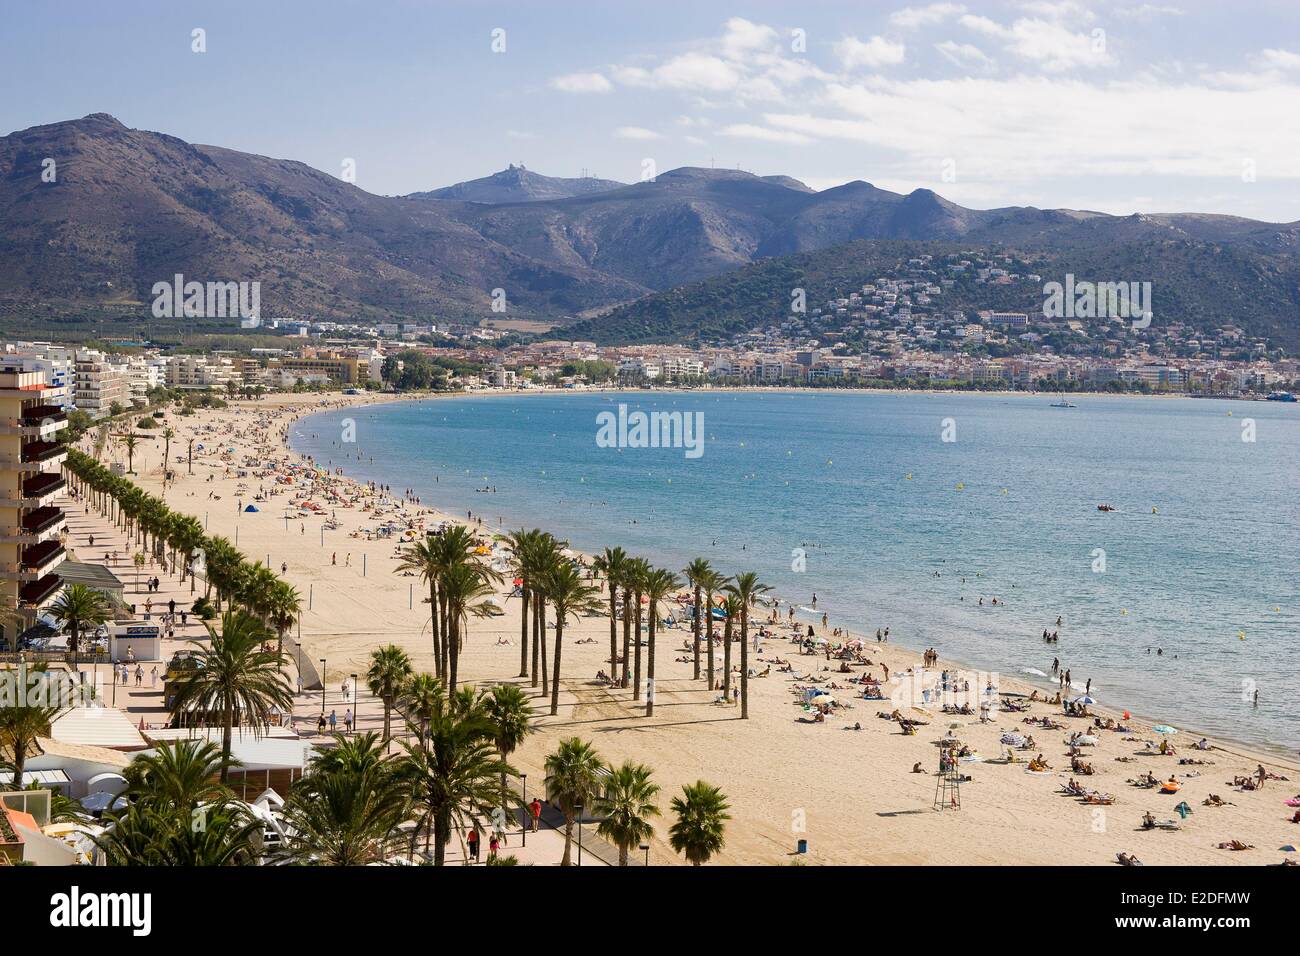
4, 0, 1300, 220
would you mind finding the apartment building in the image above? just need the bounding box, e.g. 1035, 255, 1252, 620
2, 349, 75, 409
268, 353, 369, 385
73, 350, 128, 419
165, 354, 238, 391
0, 364, 68, 645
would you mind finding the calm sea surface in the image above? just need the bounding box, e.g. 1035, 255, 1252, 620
291, 391, 1300, 752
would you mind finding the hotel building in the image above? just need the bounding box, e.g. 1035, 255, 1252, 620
0, 364, 68, 645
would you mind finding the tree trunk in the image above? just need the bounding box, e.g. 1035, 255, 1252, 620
530, 590, 540, 688
561, 817, 574, 866
449, 616, 460, 695
438, 591, 449, 681
220, 706, 233, 783
723, 614, 733, 698
383, 698, 392, 746
646, 609, 657, 717
538, 599, 549, 697
434, 812, 449, 866
618, 844, 628, 866
429, 581, 442, 683
692, 585, 702, 680
607, 587, 618, 687
621, 593, 631, 689
705, 591, 716, 691
632, 596, 643, 701
741, 606, 750, 719
518, 585, 529, 677
549, 615, 564, 716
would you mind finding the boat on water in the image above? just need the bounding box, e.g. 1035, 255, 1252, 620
1097, 504, 1116, 512
1265, 390, 1297, 402
1050, 391, 1077, 408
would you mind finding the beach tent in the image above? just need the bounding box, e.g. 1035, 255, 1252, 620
1152, 724, 1178, 735
244, 505, 259, 512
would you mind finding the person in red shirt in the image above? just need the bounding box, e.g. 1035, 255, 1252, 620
466, 827, 480, 863
529, 798, 543, 832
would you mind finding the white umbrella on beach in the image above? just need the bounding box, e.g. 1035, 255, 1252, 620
1152, 724, 1178, 735
1071, 694, 1097, 705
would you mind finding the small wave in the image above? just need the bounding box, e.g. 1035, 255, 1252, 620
1019, 667, 1048, 677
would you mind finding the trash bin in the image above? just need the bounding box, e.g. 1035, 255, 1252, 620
796, 839, 808, 854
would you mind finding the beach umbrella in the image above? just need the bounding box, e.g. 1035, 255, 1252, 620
1152, 724, 1178, 735
1071, 694, 1097, 705
809, 693, 834, 705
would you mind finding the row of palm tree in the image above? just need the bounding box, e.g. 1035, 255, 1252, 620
81, 727, 731, 866
62, 448, 304, 660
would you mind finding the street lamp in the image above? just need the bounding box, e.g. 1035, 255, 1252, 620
319, 658, 326, 716
640, 842, 650, 867
520, 774, 528, 848
575, 802, 584, 866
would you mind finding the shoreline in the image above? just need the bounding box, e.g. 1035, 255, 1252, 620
283, 389, 1297, 768
87, 388, 1298, 864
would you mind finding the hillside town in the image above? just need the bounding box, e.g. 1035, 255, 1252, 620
6, 247, 1297, 408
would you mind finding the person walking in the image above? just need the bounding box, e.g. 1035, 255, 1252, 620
529, 797, 543, 833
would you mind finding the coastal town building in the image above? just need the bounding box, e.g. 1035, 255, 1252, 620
0, 363, 67, 647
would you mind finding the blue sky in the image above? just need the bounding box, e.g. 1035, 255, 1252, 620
4, 0, 1300, 219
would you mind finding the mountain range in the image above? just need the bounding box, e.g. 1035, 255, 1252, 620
1, 114, 1298, 347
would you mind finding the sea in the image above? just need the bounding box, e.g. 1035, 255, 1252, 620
289, 390, 1300, 753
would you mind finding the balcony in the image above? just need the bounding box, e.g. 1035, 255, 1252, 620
19, 439, 67, 466
21, 539, 65, 572
22, 505, 64, 537
20, 405, 66, 424
22, 473, 65, 499
19, 573, 62, 608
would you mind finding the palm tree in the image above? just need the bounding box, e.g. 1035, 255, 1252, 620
539, 560, 601, 717
528, 533, 564, 696
265, 580, 302, 660
161, 426, 176, 475
170, 609, 292, 783
96, 740, 260, 866
625, 558, 650, 700
169, 514, 206, 592
668, 780, 730, 866
642, 566, 681, 717
0, 689, 61, 789
594, 761, 660, 866
726, 572, 771, 720
116, 432, 143, 473
544, 737, 604, 866
280, 733, 408, 865
400, 693, 513, 865
366, 644, 414, 748
440, 560, 502, 694
683, 558, 714, 681
395, 538, 444, 681
700, 569, 728, 692
720, 592, 744, 700
49, 583, 112, 666
504, 529, 540, 678
592, 546, 630, 690
400, 673, 443, 745
481, 683, 534, 809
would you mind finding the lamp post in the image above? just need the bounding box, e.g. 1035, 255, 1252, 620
319, 658, 326, 716
520, 774, 527, 847
575, 802, 584, 866
350, 673, 358, 734
640, 842, 650, 867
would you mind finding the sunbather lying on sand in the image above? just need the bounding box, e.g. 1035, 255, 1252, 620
1216, 840, 1254, 850
1116, 852, 1143, 866
1202, 794, 1232, 807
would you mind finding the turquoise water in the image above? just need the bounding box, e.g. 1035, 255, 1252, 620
291, 391, 1300, 751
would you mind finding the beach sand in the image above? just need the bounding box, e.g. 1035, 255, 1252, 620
73, 392, 1300, 865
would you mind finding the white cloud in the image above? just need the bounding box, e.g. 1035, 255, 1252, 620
615, 53, 743, 92
1113, 4, 1183, 20
719, 123, 812, 145
935, 41, 996, 70
761, 74, 1300, 182
890, 4, 967, 30
720, 17, 780, 60
614, 126, 662, 141
835, 35, 907, 69
1260, 48, 1300, 70
959, 14, 1112, 71
550, 72, 613, 94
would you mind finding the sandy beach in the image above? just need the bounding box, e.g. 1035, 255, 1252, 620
73, 391, 1300, 866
